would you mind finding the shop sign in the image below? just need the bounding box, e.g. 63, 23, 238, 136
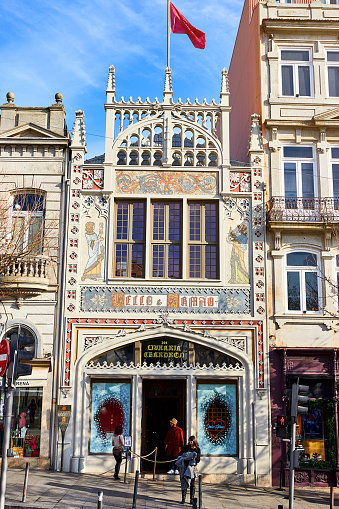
58, 405, 71, 433
15, 379, 47, 387
141, 339, 188, 365
125, 436, 132, 447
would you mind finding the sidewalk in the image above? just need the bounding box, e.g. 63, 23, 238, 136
2, 468, 338, 509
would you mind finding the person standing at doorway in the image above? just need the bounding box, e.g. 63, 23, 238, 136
112, 426, 124, 480
164, 418, 184, 474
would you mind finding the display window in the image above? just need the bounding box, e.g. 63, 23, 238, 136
5, 387, 43, 458
197, 382, 237, 456
90, 381, 131, 454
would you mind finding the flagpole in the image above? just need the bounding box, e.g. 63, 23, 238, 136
167, 0, 170, 68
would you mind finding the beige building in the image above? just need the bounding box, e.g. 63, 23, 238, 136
230, 0, 339, 487
0, 92, 69, 467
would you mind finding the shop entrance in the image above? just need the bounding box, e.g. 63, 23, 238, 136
142, 379, 186, 471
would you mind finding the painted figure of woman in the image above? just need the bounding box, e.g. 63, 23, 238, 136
82, 221, 104, 281
227, 223, 249, 284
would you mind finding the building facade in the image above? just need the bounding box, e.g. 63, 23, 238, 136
0, 92, 69, 466
230, 0, 339, 487
55, 66, 271, 484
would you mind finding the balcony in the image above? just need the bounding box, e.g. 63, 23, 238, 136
0, 255, 51, 301
267, 197, 339, 228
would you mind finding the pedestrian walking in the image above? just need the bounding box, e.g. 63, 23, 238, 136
112, 425, 124, 480
177, 436, 200, 504
164, 417, 184, 474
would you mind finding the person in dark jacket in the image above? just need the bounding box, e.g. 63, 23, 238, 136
177, 436, 201, 504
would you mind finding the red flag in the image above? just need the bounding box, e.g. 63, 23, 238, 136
170, 3, 205, 50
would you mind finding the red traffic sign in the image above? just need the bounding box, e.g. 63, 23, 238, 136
0, 338, 10, 377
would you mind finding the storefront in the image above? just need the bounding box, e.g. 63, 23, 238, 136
270, 348, 339, 487
58, 318, 269, 483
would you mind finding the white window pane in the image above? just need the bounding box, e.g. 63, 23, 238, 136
328, 52, 339, 62
298, 66, 311, 96
328, 67, 339, 97
287, 272, 301, 310
283, 146, 313, 158
284, 163, 297, 197
301, 163, 314, 197
282, 65, 294, 96
28, 217, 43, 255
281, 50, 309, 61
305, 272, 319, 311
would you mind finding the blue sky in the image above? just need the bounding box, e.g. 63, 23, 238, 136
0, 0, 244, 159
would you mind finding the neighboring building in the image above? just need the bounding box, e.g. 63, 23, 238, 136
230, 0, 339, 487
0, 92, 69, 467
56, 65, 271, 484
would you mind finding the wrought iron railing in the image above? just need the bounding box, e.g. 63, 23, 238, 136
267, 197, 339, 223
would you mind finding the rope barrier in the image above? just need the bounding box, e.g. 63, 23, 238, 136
129, 449, 173, 464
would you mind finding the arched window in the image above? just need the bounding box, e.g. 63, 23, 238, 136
286, 252, 320, 312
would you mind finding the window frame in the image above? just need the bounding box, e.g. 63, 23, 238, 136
282, 145, 317, 200
326, 50, 339, 97
113, 200, 146, 278
150, 200, 182, 279
10, 191, 45, 255
279, 48, 313, 98
285, 251, 321, 314
187, 201, 219, 280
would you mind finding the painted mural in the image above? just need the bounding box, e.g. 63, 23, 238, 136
80, 286, 250, 314
116, 171, 218, 195
227, 221, 250, 284
81, 221, 105, 281
197, 383, 237, 455
90, 382, 131, 453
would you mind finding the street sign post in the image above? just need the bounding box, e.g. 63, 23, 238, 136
57, 405, 71, 472
0, 339, 10, 378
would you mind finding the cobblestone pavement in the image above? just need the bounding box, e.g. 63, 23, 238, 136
2, 468, 338, 508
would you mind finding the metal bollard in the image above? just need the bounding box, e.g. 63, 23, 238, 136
192, 497, 198, 509
22, 462, 30, 502
132, 470, 139, 509
330, 487, 334, 509
278, 505, 283, 509
98, 490, 103, 509
198, 475, 202, 509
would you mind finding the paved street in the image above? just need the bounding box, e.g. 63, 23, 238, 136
1, 468, 338, 509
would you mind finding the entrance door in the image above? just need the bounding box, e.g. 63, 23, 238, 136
142, 379, 186, 471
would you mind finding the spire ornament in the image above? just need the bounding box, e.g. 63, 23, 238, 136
107, 65, 116, 94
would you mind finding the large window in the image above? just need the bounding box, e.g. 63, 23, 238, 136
283, 146, 316, 211
114, 201, 145, 277
280, 49, 312, 97
11, 192, 44, 255
112, 200, 218, 279
151, 201, 181, 278
327, 51, 339, 97
188, 202, 218, 279
331, 148, 339, 203
286, 252, 320, 312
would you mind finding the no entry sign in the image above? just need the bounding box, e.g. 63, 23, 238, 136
0, 338, 10, 377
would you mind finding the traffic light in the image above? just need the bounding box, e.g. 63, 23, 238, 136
276, 415, 288, 438
293, 449, 303, 468
291, 381, 309, 419
7, 332, 34, 382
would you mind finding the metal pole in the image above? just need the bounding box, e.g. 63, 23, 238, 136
22, 462, 30, 502
153, 447, 157, 481
192, 498, 197, 509
0, 387, 14, 509
289, 417, 296, 509
198, 475, 202, 509
330, 486, 334, 509
97, 490, 103, 509
167, 0, 170, 69
124, 448, 129, 484
132, 470, 139, 509
279, 459, 283, 490
60, 429, 65, 472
